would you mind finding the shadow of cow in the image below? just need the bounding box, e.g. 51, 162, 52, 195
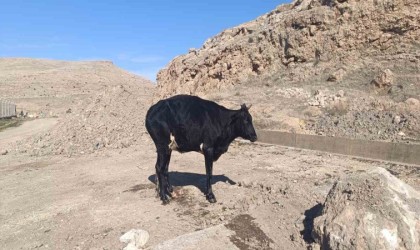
148, 171, 236, 194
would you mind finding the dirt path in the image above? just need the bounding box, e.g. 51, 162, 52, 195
0, 118, 58, 148
1, 140, 419, 249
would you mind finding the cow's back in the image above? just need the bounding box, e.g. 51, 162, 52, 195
146, 95, 223, 122
165, 95, 224, 122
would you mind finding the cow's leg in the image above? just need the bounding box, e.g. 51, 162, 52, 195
156, 146, 171, 205
203, 147, 217, 203
154, 153, 161, 196
164, 149, 174, 196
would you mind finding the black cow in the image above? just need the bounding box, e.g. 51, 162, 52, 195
145, 95, 257, 204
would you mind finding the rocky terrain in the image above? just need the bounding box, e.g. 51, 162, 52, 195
0, 58, 154, 156
157, 0, 420, 143
14, 83, 154, 157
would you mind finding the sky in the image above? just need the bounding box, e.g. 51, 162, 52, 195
0, 0, 289, 81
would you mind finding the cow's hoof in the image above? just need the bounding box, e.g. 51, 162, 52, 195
160, 194, 170, 205
208, 197, 217, 203
206, 194, 217, 203
161, 199, 170, 205
167, 186, 175, 197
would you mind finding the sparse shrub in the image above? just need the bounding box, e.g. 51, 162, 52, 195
326, 99, 349, 116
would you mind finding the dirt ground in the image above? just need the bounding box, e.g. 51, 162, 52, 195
1, 119, 419, 249
0, 119, 57, 147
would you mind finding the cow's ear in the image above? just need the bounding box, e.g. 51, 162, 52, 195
241, 104, 252, 111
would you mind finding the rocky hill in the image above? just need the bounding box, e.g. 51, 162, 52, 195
156, 0, 420, 142
0, 58, 153, 117
157, 0, 419, 96
0, 58, 155, 156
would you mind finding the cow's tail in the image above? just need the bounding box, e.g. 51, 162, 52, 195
164, 100, 177, 126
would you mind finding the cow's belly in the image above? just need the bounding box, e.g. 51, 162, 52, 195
169, 133, 203, 154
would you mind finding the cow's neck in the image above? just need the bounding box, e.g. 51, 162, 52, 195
217, 110, 240, 148
219, 126, 236, 147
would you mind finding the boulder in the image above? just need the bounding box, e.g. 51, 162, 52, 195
371, 69, 394, 88
327, 69, 346, 82
312, 167, 420, 250
405, 98, 419, 107
393, 115, 401, 124
120, 229, 149, 249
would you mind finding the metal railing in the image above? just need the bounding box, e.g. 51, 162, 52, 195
0, 100, 17, 118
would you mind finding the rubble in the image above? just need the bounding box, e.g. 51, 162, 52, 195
15, 84, 153, 157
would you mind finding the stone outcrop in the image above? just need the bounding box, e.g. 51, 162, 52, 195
156, 0, 420, 98
312, 167, 420, 250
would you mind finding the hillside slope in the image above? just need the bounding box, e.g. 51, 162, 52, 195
0, 58, 155, 156
0, 58, 153, 116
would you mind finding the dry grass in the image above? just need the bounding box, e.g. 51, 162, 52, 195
0, 119, 22, 132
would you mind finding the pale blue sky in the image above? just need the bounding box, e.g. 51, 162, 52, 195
0, 0, 289, 81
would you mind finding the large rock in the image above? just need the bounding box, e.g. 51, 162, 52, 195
327, 69, 346, 82
371, 69, 394, 88
312, 167, 420, 250
405, 98, 420, 107
120, 229, 150, 250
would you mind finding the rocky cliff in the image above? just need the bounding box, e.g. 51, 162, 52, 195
156, 0, 419, 97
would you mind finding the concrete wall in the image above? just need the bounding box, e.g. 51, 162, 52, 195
257, 130, 420, 166
0, 100, 17, 118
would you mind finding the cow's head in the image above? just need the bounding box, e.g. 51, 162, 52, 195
236, 104, 257, 142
